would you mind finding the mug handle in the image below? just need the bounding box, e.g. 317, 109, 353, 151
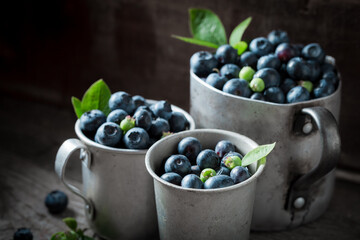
286, 106, 341, 211
55, 138, 95, 219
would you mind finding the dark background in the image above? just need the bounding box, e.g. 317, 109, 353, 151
0, 0, 359, 170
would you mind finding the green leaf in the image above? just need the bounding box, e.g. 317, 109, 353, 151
51, 232, 66, 240
233, 41, 248, 55
229, 17, 252, 47
172, 35, 219, 48
71, 97, 83, 119
242, 142, 276, 167
81, 79, 111, 115
63, 217, 77, 231
189, 8, 227, 46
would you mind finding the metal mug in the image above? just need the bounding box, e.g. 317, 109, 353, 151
55, 102, 195, 239
145, 129, 265, 240
190, 67, 341, 230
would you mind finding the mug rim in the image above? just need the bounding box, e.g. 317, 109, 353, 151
145, 128, 266, 193
74, 100, 196, 155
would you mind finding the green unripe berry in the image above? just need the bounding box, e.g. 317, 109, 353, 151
120, 115, 135, 134
200, 168, 216, 183
161, 131, 173, 139
250, 78, 265, 92
239, 66, 255, 82
298, 80, 313, 92
223, 156, 242, 170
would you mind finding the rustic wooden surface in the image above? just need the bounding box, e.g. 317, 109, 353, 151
0, 95, 359, 240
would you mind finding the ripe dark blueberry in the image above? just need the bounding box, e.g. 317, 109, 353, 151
107, 109, 127, 124
239, 51, 258, 69
257, 54, 281, 70
45, 190, 68, 214
109, 91, 136, 114
215, 140, 235, 158
169, 112, 188, 133
313, 79, 336, 98
191, 165, 201, 176
249, 37, 274, 57
181, 174, 203, 189
123, 127, 149, 149
204, 175, 234, 189
136, 105, 156, 119
253, 68, 281, 88
196, 149, 220, 170
216, 166, 231, 176
322, 71, 339, 85
80, 110, 106, 137
178, 137, 202, 164
205, 73, 227, 90
302, 43, 325, 63
149, 118, 170, 139
13, 228, 33, 240
286, 57, 311, 80
190, 51, 218, 77
215, 44, 238, 65
95, 122, 122, 147
280, 78, 297, 94
222, 79, 252, 98
279, 63, 289, 79
267, 30, 289, 47
287, 86, 310, 103
220, 64, 241, 79
151, 100, 172, 120
133, 108, 152, 131
230, 166, 251, 184
165, 155, 191, 177
161, 172, 182, 186
275, 43, 297, 62
264, 87, 285, 103
321, 62, 336, 74
250, 92, 265, 101
307, 60, 321, 82
132, 95, 146, 108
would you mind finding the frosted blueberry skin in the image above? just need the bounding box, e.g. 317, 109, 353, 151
204, 175, 234, 189
215, 140, 236, 158
313, 79, 336, 98
123, 127, 149, 149
239, 51, 258, 69
190, 51, 218, 78
181, 174, 204, 189
151, 100, 172, 120
149, 118, 170, 139
275, 43, 297, 62
280, 78, 297, 94
164, 154, 192, 177
230, 166, 251, 184
169, 112, 188, 133
286, 86, 310, 103
250, 92, 265, 101
45, 190, 68, 214
249, 37, 274, 57
223, 79, 252, 98
190, 165, 201, 176
216, 166, 231, 176
220, 63, 241, 79
80, 109, 106, 138
132, 95, 146, 108
205, 73, 228, 90
286, 57, 311, 80
133, 108, 152, 131
196, 149, 220, 170
267, 30, 289, 47
215, 44, 238, 66
13, 228, 33, 240
109, 91, 136, 114
107, 109, 128, 124
264, 87, 285, 104
302, 43, 325, 63
95, 122, 122, 147
257, 54, 281, 70
253, 68, 281, 89
178, 137, 202, 165
161, 172, 183, 186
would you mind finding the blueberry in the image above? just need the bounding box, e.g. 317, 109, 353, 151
136, 105, 156, 119
307, 60, 321, 82
222, 154, 242, 170
95, 122, 122, 147
313, 79, 336, 98
302, 43, 325, 63
286, 57, 311, 80
222, 78, 252, 98
109, 91, 136, 114
215, 140, 235, 158
181, 174, 203, 189
200, 168, 217, 182
45, 190, 68, 214
204, 175, 234, 189
164, 154, 191, 176
169, 112, 188, 133
264, 87, 285, 103
267, 30, 289, 47
123, 127, 149, 149
177, 137, 202, 164
239, 51, 258, 69
191, 165, 201, 176
292, 43, 304, 56
196, 149, 220, 170
257, 54, 281, 70
253, 68, 281, 88
133, 108, 152, 131
286, 86, 310, 103
190, 51, 218, 77
13, 228, 33, 240
275, 43, 297, 62
250, 92, 265, 101
151, 100, 172, 120
230, 166, 251, 184
322, 71, 339, 85
279, 63, 289, 79
132, 95, 146, 108
215, 44, 238, 65
249, 37, 274, 57
149, 118, 170, 139
161, 172, 182, 186
216, 166, 231, 176
280, 78, 297, 94
79, 110, 106, 137
321, 62, 336, 74
220, 63, 241, 79
107, 109, 127, 124
205, 73, 227, 90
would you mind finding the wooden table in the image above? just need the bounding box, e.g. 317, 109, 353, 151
0, 95, 359, 240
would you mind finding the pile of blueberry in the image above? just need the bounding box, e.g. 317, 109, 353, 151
80, 91, 189, 149
159, 137, 251, 189
190, 30, 339, 103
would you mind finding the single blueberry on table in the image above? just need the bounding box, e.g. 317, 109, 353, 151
108, 91, 136, 114
287, 86, 310, 103
149, 118, 170, 139
191, 165, 201, 176
13, 228, 33, 240
275, 43, 297, 62
222, 78, 252, 98
133, 108, 152, 131
307, 60, 321, 82
253, 68, 281, 88
196, 149, 220, 170
230, 166, 251, 184
181, 174, 203, 189
165, 154, 191, 177
204, 175, 234, 189
286, 57, 311, 80
161, 172, 183, 186
190, 51, 218, 78
95, 122, 122, 147
220, 63, 241, 80
302, 43, 325, 63
132, 95, 146, 108
169, 111, 188, 133
177, 137, 202, 165
215, 140, 235, 158
80, 110, 106, 137
250, 92, 265, 101
280, 78, 297, 94
257, 54, 281, 70
151, 100, 172, 120
249, 37, 274, 57
216, 166, 231, 176
123, 127, 149, 149
267, 30, 289, 47
215, 44, 238, 65
205, 73, 227, 90
264, 87, 285, 103
239, 51, 258, 69
45, 190, 68, 214
107, 109, 127, 124
313, 79, 336, 98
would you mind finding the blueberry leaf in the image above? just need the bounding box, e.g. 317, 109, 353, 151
242, 142, 276, 167
71, 97, 83, 119
172, 35, 219, 48
63, 217, 77, 231
233, 41, 248, 55
189, 8, 227, 46
229, 17, 252, 47
81, 79, 111, 116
